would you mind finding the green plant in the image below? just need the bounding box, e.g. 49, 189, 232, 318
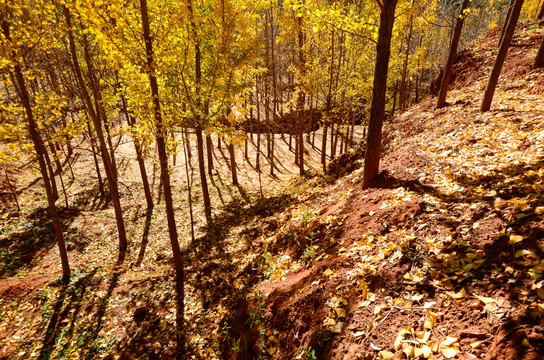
301, 347, 317, 360
300, 232, 319, 265
302, 208, 316, 224
231, 339, 241, 352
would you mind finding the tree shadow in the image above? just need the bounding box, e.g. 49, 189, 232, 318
0, 208, 81, 278
362, 157, 544, 356
133, 207, 154, 268
181, 193, 293, 357
38, 268, 99, 360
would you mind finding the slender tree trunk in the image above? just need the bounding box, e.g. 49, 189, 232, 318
121, 95, 153, 209
3, 19, 70, 278
43, 148, 59, 200
349, 112, 355, 147
437, 0, 470, 108
256, 81, 261, 172
140, 1, 185, 359
363, 0, 399, 189
187, 0, 212, 224
82, 35, 119, 181
296, 14, 305, 176
399, 12, 413, 110
321, 122, 328, 171
330, 122, 336, 158
65, 6, 127, 252
228, 142, 238, 185
538, 1, 544, 19
182, 129, 195, 245
49, 142, 69, 208
206, 135, 213, 176
481, 0, 524, 111
500, 0, 514, 46
86, 120, 105, 197
196, 128, 212, 221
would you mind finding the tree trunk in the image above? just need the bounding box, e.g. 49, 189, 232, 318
64, 6, 128, 252
256, 81, 261, 172
500, 0, 514, 46
187, 0, 212, 224
43, 147, 59, 200
121, 95, 153, 209
399, 12, 413, 110
437, 0, 471, 108
206, 135, 213, 176
228, 142, 238, 185
196, 128, 212, 222
362, 0, 398, 189
139, 1, 185, 359
86, 120, 105, 197
296, 14, 305, 176
3, 19, 70, 278
182, 129, 195, 245
321, 122, 328, 171
538, 1, 544, 19
481, 0, 524, 111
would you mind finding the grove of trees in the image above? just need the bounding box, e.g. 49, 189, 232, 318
1, 0, 544, 357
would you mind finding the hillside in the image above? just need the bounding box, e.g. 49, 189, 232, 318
1, 21, 544, 360
223, 22, 544, 360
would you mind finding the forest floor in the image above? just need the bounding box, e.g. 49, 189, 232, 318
1, 21, 544, 360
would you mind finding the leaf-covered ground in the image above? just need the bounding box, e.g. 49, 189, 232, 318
1, 21, 544, 360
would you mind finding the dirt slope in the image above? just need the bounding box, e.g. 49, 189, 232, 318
227, 22, 544, 360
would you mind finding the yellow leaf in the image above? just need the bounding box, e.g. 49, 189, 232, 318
416, 331, 431, 343
394, 333, 404, 350
441, 336, 459, 346
378, 350, 395, 359
470, 341, 483, 349
440, 347, 459, 358
522, 338, 531, 348
448, 288, 467, 299
402, 344, 414, 358
514, 249, 531, 258
424, 316, 436, 329
323, 268, 334, 276
535, 207, 544, 214
268, 347, 277, 355
474, 295, 496, 304
421, 345, 432, 358
510, 235, 524, 244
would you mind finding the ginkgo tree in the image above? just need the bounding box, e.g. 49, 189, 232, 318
0, 0, 71, 278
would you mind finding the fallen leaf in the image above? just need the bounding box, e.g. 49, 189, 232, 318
323, 268, 334, 276
421, 345, 432, 358
378, 350, 395, 359
402, 344, 415, 358
448, 288, 467, 299
474, 295, 496, 304
440, 346, 459, 358
510, 235, 524, 244
442, 336, 459, 346
514, 249, 531, 258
